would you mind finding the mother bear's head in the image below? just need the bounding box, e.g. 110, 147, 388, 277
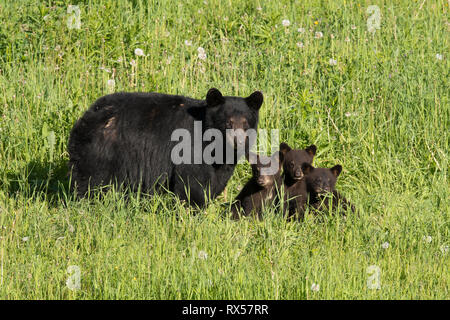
204, 88, 263, 155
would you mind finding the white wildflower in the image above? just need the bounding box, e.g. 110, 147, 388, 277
282, 19, 291, 27
435, 53, 443, 60
381, 242, 389, 249
184, 40, 192, 46
22, 236, 29, 242
311, 283, 320, 292
134, 48, 144, 56
296, 42, 304, 48
297, 27, 305, 33
423, 235, 432, 243
329, 58, 337, 66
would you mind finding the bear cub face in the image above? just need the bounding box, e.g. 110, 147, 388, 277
231, 151, 283, 219
280, 143, 317, 182
302, 164, 342, 194
249, 151, 283, 188
205, 88, 263, 151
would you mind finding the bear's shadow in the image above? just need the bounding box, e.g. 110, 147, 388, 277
6, 159, 70, 205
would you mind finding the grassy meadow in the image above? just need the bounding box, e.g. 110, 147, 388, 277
0, 0, 448, 299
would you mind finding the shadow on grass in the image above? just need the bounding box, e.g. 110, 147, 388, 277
5, 158, 72, 206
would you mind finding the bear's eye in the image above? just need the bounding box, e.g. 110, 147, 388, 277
289, 161, 294, 167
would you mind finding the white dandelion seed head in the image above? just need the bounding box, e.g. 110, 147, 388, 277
198, 250, 208, 260
197, 47, 207, 60
184, 40, 192, 46
435, 53, 443, 60
129, 59, 137, 67
311, 283, 320, 292
296, 42, 304, 48
345, 36, 350, 42
297, 27, 305, 33
351, 25, 357, 30
315, 31, 323, 39
329, 58, 337, 66
22, 236, 29, 242
423, 235, 432, 243
134, 48, 144, 56
381, 242, 389, 249
282, 19, 291, 27
107, 79, 115, 89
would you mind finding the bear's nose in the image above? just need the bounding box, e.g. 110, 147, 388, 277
295, 169, 302, 177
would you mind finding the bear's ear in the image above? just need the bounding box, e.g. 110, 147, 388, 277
301, 163, 314, 175
330, 165, 342, 177
245, 91, 263, 110
279, 142, 292, 155
206, 88, 224, 107
305, 144, 317, 156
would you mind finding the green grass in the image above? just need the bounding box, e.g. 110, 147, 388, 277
0, 0, 448, 299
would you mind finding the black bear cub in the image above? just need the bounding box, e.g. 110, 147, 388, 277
279, 143, 317, 218
231, 151, 283, 219
301, 163, 355, 214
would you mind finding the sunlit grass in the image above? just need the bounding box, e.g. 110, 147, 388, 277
0, 0, 448, 299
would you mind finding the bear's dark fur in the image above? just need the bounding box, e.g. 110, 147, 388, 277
279, 143, 317, 219
231, 151, 283, 219
301, 163, 355, 215
68, 88, 263, 206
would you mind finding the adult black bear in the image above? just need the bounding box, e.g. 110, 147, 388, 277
68, 88, 263, 206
